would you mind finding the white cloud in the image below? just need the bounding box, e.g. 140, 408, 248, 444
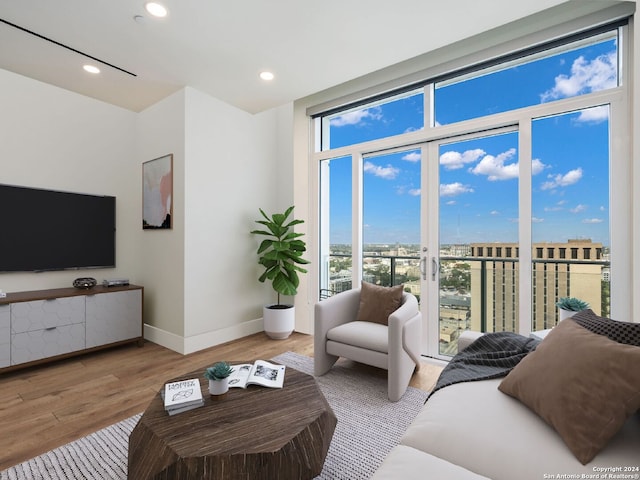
408, 188, 421, 196
466, 149, 546, 181
576, 105, 609, 123
541, 51, 617, 103
440, 182, 474, 197
445, 200, 457, 205
330, 107, 383, 127
544, 205, 563, 212
490, 210, 500, 216
570, 204, 587, 213
532, 217, 544, 223
402, 152, 421, 162
363, 161, 399, 179
582, 218, 603, 224
440, 149, 484, 170
531, 159, 546, 175
540, 168, 583, 190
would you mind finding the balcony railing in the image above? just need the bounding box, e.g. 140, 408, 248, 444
323, 252, 610, 355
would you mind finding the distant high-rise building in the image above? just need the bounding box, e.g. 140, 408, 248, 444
469, 239, 604, 333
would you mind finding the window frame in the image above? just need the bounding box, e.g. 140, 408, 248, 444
303, 12, 633, 348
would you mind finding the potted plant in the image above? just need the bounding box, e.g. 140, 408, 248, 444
556, 297, 589, 321
204, 361, 234, 395
251, 206, 310, 339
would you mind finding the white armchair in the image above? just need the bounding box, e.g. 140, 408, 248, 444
314, 288, 422, 402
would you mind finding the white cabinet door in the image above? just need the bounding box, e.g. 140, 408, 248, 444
0, 305, 10, 368
85, 290, 142, 348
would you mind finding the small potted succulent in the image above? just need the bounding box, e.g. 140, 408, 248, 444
204, 361, 235, 396
556, 297, 589, 321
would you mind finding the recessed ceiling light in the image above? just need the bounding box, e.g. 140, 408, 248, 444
83, 65, 100, 74
145, 2, 168, 18
260, 71, 275, 81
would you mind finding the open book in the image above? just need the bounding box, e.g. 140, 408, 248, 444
228, 360, 286, 389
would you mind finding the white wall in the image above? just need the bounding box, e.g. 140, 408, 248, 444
0, 69, 138, 293
136, 89, 186, 339
180, 88, 282, 352
136, 87, 291, 353
0, 71, 294, 355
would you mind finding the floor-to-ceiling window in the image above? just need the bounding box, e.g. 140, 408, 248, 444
313, 21, 626, 358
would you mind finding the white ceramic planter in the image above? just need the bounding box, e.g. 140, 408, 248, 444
263, 305, 295, 340
558, 308, 577, 321
208, 377, 229, 395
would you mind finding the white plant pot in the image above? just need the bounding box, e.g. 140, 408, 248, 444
558, 308, 577, 321
208, 377, 229, 395
263, 304, 295, 340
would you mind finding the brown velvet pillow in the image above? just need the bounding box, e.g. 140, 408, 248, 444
498, 319, 640, 465
356, 281, 404, 326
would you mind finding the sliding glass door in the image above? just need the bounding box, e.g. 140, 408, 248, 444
424, 129, 519, 356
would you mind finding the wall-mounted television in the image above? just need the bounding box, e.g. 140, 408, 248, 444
0, 184, 116, 272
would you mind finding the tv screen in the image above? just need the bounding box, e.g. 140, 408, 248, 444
0, 184, 116, 272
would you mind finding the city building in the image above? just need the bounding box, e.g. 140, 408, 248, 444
468, 239, 605, 333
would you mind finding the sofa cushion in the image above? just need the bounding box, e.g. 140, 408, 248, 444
371, 445, 491, 480
356, 281, 403, 325
498, 319, 640, 464
400, 378, 640, 480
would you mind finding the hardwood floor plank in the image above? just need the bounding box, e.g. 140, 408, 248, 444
0, 331, 442, 471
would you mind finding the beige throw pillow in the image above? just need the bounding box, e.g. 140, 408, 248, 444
356, 281, 404, 326
498, 319, 640, 465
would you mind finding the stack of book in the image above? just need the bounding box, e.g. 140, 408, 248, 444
162, 378, 204, 415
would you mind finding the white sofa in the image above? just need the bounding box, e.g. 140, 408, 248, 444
372, 330, 640, 480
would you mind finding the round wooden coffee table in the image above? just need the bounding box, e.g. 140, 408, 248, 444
128, 362, 336, 480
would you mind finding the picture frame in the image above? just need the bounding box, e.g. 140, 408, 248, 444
143, 154, 173, 229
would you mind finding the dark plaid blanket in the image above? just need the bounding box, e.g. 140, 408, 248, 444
428, 332, 540, 400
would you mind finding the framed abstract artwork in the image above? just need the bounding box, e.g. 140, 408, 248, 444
143, 154, 173, 229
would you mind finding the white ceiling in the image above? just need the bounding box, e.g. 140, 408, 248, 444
0, 0, 617, 114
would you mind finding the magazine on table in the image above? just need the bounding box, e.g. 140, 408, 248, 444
162, 378, 204, 413
228, 360, 286, 389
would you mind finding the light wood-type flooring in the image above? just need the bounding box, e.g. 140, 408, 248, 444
0, 332, 443, 471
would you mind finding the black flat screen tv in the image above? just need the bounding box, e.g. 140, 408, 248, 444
0, 184, 116, 272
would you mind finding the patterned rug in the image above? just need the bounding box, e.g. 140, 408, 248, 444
1, 351, 429, 480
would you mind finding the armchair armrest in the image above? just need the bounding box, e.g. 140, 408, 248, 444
314, 288, 361, 375
388, 293, 422, 369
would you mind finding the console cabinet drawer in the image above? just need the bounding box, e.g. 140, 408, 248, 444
11, 323, 86, 365
11, 297, 85, 334
0, 305, 9, 368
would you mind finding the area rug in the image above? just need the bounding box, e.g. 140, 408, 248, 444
1, 351, 429, 480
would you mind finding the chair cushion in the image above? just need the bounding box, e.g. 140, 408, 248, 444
326, 321, 389, 354
356, 281, 403, 325
498, 319, 640, 465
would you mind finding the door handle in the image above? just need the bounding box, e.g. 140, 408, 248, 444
431, 257, 438, 281
420, 256, 427, 280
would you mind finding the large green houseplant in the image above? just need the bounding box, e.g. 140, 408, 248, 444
251, 206, 309, 339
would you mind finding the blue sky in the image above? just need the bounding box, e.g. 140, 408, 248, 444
325, 37, 615, 247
